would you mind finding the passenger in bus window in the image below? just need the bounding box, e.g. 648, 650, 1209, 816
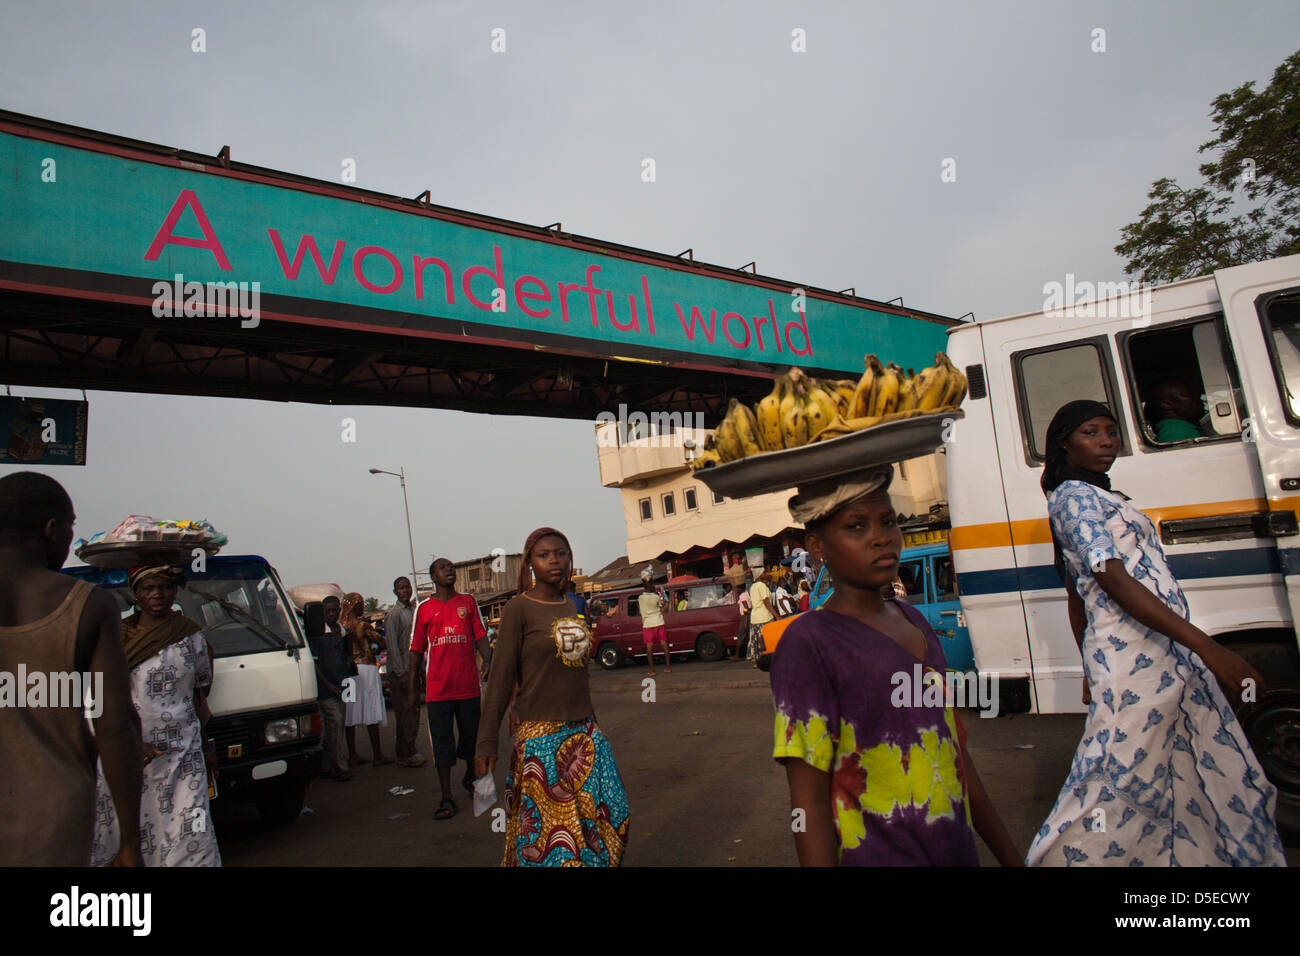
1029, 399, 1284, 867
1144, 378, 1210, 443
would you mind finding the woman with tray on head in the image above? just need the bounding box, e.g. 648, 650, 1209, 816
1027, 401, 1284, 866
91, 565, 221, 867
771, 465, 1020, 866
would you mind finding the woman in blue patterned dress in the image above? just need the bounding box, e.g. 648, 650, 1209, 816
1027, 400, 1285, 866
92, 565, 221, 867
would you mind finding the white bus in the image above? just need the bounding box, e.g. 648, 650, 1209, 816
945, 255, 1300, 832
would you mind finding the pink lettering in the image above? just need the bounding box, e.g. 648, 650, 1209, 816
267, 230, 345, 283
514, 276, 551, 318
641, 276, 656, 334
674, 303, 717, 343
144, 189, 232, 270
412, 255, 455, 303
462, 245, 505, 311
763, 301, 783, 353
580, 264, 603, 327
556, 282, 582, 323
721, 311, 750, 349
353, 245, 402, 294
605, 290, 640, 332
785, 306, 812, 356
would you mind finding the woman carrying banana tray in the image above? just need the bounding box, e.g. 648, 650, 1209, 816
770, 465, 1021, 866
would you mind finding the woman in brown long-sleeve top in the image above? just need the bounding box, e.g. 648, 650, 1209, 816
474, 527, 630, 866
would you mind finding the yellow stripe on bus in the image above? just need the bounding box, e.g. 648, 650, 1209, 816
950, 496, 1300, 551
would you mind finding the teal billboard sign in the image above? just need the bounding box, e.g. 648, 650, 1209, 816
0, 121, 952, 377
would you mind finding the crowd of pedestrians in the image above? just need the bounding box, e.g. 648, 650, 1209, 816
2, 455, 1289, 869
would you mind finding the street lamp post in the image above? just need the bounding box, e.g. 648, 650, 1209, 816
369, 467, 420, 601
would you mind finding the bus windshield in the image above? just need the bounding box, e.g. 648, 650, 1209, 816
64, 557, 304, 659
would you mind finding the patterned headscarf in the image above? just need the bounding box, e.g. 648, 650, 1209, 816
128, 564, 184, 593
123, 565, 197, 669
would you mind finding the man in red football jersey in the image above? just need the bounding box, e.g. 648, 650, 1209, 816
409, 557, 491, 820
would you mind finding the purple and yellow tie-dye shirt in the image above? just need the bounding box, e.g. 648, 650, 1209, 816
771, 602, 979, 866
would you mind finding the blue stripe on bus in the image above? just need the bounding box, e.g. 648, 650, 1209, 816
956, 546, 1284, 596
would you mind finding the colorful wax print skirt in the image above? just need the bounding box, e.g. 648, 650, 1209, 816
502, 717, 630, 867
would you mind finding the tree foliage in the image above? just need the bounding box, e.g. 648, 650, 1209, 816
1116, 50, 1300, 282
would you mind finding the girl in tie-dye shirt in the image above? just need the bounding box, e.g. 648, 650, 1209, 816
772, 466, 1020, 866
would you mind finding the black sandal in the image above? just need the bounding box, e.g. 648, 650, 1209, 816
434, 797, 458, 820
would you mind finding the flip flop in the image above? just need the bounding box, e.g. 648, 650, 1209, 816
434, 797, 458, 820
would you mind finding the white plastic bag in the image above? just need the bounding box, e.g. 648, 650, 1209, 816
472, 774, 498, 817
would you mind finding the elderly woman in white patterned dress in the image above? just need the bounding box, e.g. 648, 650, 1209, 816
92, 565, 221, 867
1027, 400, 1284, 867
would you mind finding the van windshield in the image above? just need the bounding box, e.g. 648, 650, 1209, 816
64, 558, 304, 658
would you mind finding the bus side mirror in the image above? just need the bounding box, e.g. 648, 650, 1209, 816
303, 601, 325, 637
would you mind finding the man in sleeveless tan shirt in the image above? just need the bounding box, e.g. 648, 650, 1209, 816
0, 472, 144, 865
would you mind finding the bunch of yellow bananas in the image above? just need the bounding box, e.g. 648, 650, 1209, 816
814, 351, 969, 441
689, 354, 966, 470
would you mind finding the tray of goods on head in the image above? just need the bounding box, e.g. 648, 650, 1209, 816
73, 516, 225, 569
691, 353, 967, 501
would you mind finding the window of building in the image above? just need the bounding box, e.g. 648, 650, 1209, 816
1122, 315, 1244, 446
638, 497, 652, 522
661, 492, 676, 517
684, 487, 698, 511
1012, 337, 1126, 464
711, 489, 724, 506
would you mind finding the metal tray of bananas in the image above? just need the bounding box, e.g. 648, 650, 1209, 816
693, 409, 963, 501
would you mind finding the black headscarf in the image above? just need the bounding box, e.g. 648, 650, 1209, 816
1041, 400, 1126, 581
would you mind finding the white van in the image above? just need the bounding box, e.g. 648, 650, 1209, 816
945, 255, 1300, 829
66, 554, 322, 824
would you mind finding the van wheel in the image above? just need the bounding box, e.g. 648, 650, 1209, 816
597, 642, 626, 670
1240, 689, 1300, 842
695, 632, 726, 663
1232, 643, 1300, 842
256, 781, 307, 826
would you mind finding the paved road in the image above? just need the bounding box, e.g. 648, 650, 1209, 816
216, 660, 1296, 866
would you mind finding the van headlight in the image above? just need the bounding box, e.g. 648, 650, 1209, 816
264, 717, 301, 744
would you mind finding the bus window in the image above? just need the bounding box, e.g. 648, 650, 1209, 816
1013, 338, 1124, 463
898, 560, 926, 602
932, 555, 957, 603
1125, 317, 1243, 445
1261, 292, 1300, 424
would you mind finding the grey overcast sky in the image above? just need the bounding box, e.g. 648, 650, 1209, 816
3, 1, 1298, 601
